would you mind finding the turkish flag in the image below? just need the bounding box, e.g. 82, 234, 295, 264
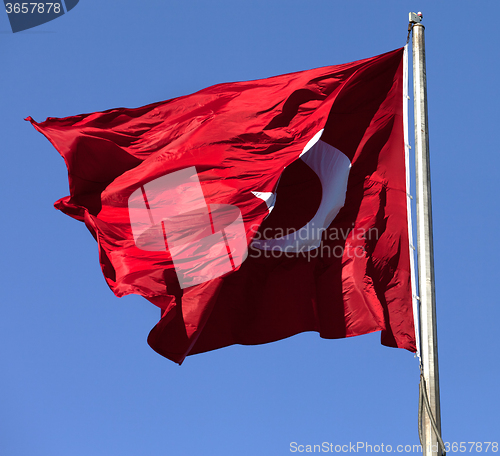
29, 47, 417, 364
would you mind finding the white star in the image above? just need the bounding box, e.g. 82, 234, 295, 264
251, 191, 276, 213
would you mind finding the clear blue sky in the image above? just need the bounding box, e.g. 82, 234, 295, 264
1, 1, 498, 455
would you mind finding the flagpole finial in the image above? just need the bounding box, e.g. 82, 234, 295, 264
409, 11, 423, 24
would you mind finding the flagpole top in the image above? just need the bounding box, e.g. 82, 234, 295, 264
409, 11, 423, 24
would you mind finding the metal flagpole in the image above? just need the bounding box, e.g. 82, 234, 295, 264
409, 12, 444, 456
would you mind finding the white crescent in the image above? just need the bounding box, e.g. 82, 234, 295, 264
252, 130, 351, 252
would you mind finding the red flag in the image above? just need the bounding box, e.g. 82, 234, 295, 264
29, 47, 417, 364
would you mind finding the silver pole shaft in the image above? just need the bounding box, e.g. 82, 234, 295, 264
412, 22, 442, 455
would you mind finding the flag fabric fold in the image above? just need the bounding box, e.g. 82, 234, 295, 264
29, 47, 416, 364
